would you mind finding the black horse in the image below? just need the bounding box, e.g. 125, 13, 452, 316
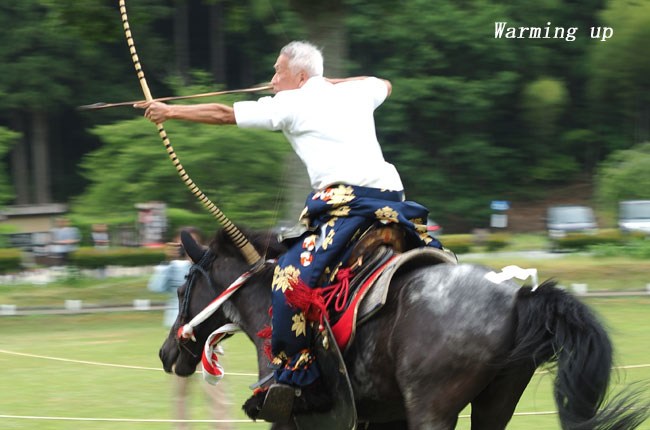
159, 228, 648, 430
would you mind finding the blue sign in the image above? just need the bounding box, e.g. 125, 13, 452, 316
490, 200, 510, 211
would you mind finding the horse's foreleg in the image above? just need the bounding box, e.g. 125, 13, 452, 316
469, 363, 536, 430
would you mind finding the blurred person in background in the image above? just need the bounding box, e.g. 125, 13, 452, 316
48, 217, 81, 265
91, 223, 110, 249
148, 227, 232, 430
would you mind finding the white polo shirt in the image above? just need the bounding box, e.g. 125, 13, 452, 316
233, 76, 403, 192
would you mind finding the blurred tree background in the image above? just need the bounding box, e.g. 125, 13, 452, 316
0, 0, 649, 234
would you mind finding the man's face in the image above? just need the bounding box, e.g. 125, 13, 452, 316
271, 54, 306, 93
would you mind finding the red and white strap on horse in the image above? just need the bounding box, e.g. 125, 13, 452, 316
202, 323, 240, 385
177, 260, 276, 342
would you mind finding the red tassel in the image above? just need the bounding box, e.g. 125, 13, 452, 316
263, 341, 273, 361
285, 279, 327, 322
257, 325, 272, 339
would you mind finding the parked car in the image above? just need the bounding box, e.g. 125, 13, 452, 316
546, 205, 597, 239
618, 200, 650, 234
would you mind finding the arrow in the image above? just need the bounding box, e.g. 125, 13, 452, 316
78, 84, 272, 111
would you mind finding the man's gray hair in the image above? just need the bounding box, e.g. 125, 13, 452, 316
280, 41, 324, 77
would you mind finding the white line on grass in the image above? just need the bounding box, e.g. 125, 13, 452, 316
534, 363, 650, 375
0, 349, 258, 376
0, 415, 259, 423
0, 411, 560, 422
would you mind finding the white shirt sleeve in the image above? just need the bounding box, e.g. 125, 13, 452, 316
365, 77, 389, 109
233, 95, 292, 131
339, 77, 388, 110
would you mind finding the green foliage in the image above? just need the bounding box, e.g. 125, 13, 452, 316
0, 248, 22, 273
0, 126, 20, 205
552, 229, 625, 251
73, 92, 291, 230
166, 207, 221, 242
483, 233, 511, 252
595, 142, 650, 211
589, 0, 650, 143
0, 225, 21, 248
0, 0, 173, 112
440, 234, 473, 254
521, 78, 569, 135
589, 238, 650, 259
69, 247, 165, 269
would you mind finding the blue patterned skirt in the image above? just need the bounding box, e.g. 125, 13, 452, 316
270, 184, 442, 386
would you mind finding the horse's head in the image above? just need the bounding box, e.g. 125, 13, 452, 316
158, 227, 284, 376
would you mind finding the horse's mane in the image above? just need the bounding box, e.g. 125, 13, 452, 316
208, 227, 287, 262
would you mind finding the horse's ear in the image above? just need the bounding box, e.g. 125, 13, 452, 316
180, 230, 206, 263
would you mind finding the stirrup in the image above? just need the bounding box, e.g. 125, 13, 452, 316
258, 383, 295, 423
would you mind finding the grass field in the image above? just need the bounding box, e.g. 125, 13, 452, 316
0, 296, 648, 429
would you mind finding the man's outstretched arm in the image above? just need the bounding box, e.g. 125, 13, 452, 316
325, 76, 392, 98
134, 101, 236, 125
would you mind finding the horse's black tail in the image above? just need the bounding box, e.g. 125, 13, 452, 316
510, 280, 649, 430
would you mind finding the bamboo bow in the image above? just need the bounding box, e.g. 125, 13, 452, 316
118, 0, 262, 265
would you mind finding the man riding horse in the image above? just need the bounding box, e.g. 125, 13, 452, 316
136, 40, 444, 415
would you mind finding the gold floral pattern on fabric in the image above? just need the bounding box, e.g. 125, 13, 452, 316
325, 217, 338, 228
272, 265, 301, 293
375, 206, 400, 223
322, 229, 336, 250
272, 351, 288, 365
329, 205, 351, 217
295, 350, 312, 367
326, 185, 356, 205
291, 313, 307, 337
419, 232, 433, 245
410, 217, 428, 233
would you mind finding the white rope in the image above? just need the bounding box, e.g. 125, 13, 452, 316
2, 348, 648, 376
534, 363, 650, 375
458, 410, 558, 419
0, 349, 257, 376
0, 414, 259, 423
0, 410, 561, 422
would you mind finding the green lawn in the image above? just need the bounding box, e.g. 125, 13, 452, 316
0, 297, 648, 429
0, 275, 163, 308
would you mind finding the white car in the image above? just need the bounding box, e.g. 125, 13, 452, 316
618, 200, 650, 234
546, 205, 597, 239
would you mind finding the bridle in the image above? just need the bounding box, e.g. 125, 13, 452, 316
174, 251, 276, 357
175, 249, 217, 358
179, 249, 217, 324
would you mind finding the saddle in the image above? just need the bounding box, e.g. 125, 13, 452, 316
286, 223, 457, 351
